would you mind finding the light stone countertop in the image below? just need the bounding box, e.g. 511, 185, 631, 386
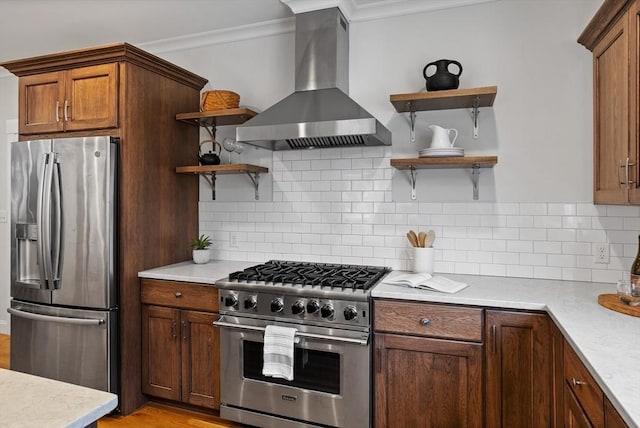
139, 261, 640, 427
0, 368, 118, 428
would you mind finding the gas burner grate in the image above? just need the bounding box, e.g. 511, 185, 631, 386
228, 260, 390, 291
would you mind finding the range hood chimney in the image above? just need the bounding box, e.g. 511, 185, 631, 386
236, 7, 391, 150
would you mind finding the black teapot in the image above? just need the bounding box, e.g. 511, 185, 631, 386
423, 59, 463, 91
198, 140, 221, 165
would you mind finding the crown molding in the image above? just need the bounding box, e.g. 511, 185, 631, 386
138, 17, 295, 55
118, 0, 498, 56
348, 0, 498, 22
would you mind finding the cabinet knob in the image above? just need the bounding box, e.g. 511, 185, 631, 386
571, 378, 586, 387
420, 318, 430, 326
175, 292, 183, 298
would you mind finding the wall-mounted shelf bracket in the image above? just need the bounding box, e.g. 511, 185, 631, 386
471, 96, 481, 139
471, 164, 481, 200
246, 172, 261, 200
408, 103, 417, 143
201, 172, 217, 200
409, 166, 417, 199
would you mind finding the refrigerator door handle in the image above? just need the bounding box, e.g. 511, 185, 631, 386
36, 153, 50, 289
41, 153, 56, 290
52, 158, 63, 288
7, 307, 105, 326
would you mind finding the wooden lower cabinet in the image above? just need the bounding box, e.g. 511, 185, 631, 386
563, 337, 628, 428
373, 300, 484, 428
141, 280, 220, 410
374, 333, 483, 428
485, 310, 552, 428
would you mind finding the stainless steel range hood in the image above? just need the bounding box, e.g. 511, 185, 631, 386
236, 7, 391, 150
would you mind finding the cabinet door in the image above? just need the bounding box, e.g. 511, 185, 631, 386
486, 310, 552, 428
64, 64, 118, 131
565, 383, 594, 428
141, 305, 181, 401
374, 333, 483, 428
18, 71, 65, 135
593, 14, 630, 204
551, 320, 565, 428
629, 0, 640, 204
181, 310, 219, 409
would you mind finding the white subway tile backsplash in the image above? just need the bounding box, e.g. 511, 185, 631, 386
520, 228, 547, 241
202, 156, 640, 284
533, 266, 562, 280
607, 206, 640, 217
507, 240, 533, 253
418, 203, 443, 214
520, 203, 547, 215
548, 203, 576, 216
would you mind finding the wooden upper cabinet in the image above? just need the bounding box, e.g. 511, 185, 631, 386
18, 63, 118, 135
19, 71, 66, 134
64, 64, 118, 131
628, 0, 640, 203
581, 0, 640, 204
593, 15, 629, 204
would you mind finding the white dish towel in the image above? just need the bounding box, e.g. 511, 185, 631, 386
262, 325, 299, 381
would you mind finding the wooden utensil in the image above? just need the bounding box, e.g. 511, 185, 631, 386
424, 230, 436, 247
407, 231, 419, 247
418, 231, 427, 248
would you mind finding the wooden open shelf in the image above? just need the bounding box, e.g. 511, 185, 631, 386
175, 164, 268, 175
175, 108, 257, 127
390, 155, 498, 169
176, 164, 268, 200
390, 86, 497, 113
391, 155, 498, 200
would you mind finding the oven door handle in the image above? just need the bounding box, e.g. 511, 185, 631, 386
213, 319, 369, 345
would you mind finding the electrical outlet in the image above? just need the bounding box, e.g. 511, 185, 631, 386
230, 232, 238, 249
0, 210, 7, 223
594, 243, 609, 264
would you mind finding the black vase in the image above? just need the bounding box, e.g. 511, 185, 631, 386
423, 59, 463, 91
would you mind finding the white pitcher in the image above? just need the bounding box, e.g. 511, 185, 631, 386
428, 125, 458, 149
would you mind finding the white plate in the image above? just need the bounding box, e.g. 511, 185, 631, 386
420, 147, 463, 152
419, 149, 464, 157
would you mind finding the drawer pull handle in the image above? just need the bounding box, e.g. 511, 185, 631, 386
175, 292, 183, 298
571, 378, 586, 387
420, 318, 430, 326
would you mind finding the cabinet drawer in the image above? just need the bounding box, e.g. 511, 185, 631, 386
374, 300, 483, 342
564, 340, 604, 427
141, 279, 218, 312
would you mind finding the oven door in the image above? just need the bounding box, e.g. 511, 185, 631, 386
215, 314, 371, 428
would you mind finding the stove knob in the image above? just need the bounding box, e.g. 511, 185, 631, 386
306, 300, 320, 314
344, 306, 358, 321
320, 304, 334, 319
291, 300, 305, 315
270, 298, 284, 313
244, 296, 257, 310
224, 294, 238, 308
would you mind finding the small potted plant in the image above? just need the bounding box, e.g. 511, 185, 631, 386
192, 234, 212, 264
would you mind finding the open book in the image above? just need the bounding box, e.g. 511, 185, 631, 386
382, 272, 468, 294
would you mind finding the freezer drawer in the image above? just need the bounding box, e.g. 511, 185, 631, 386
8, 300, 118, 394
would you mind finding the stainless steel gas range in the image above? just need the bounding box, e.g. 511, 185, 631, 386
214, 260, 390, 428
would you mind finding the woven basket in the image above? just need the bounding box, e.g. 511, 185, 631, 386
200, 90, 240, 111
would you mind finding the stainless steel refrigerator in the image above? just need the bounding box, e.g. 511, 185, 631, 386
9, 136, 118, 395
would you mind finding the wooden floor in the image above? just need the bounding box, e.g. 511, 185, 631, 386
0, 334, 240, 427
